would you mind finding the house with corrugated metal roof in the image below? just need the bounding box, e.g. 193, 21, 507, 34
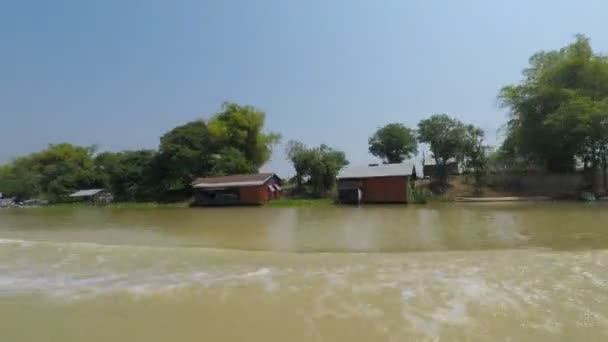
0, 197, 16, 208
191, 173, 282, 206
336, 162, 422, 204
69, 189, 113, 205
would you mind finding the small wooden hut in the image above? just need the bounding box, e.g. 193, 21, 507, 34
69, 189, 114, 205
192, 173, 282, 206
337, 162, 422, 204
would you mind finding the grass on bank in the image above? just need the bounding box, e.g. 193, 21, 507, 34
34, 201, 190, 209
265, 198, 334, 207
30, 199, 332, 209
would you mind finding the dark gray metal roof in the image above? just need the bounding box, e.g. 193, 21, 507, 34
337, 161, 423, 179
193, 173, 279, 189
69, 189, 106, 197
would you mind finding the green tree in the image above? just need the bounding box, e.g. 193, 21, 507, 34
286, 141, 349, 197
499, 35, 608, 174
0, 143, 104, 202
0, 161, 40, 200
544, 97, 608, 189
417, 114, 484, 189
208, 102, 281, 169
158, 120, 215, 196
0, 102, 282, 203
95, 150, 158, 201
211, 147, 257, 176
34, 144, 105, 202
368, 123, 417, 163
156, 102, 280, 200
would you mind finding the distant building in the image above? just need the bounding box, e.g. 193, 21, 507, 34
0, 197, 16, 208
336, 162, 423, 204
192, 173, 282, 206
69, 189, 113, 205
423, 158, 462, 178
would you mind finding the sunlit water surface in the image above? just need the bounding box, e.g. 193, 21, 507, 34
1, 203, 608, 341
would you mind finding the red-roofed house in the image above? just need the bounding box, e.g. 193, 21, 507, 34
191, 173, 282, 206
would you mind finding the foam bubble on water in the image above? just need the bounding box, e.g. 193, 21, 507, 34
0, 238, 34, 247
126, 282, 193, 298
581, 271, 607, 288
241, 267, 271, 278
401, 311, 440, 341
0, 266, 283, 300
430, 297, 469, 325
95, 255, 107, 265
325, 272, 346, 287
529, 319, 562, 334
400, 288, 415, 303
246, 268, 279, 292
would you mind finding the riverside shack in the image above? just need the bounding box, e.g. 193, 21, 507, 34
69, 189, 114, 205
337, 162, 422, 204
192, 173, 282, 206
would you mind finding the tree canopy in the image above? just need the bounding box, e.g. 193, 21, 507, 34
95, 150, 158, 202
499, 35, 608, 175
286, 141, 349, 197
157, 102, 280, 196
208, 102, 281, 169
418, 114, 484, 186
0, 144, 105, 202
368, 123, 417, 163
0, 102, 280, 203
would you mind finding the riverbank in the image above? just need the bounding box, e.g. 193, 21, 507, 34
5, 199, 333, 209
265, 198, 333, 207
16, 202, 191, 210
456, 196, 553, 202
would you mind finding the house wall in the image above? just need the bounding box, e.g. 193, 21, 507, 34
239, 186, 266, 204
193, 176, 282, 206
361, 176, 409, 203
239, 180, 281, 204
193, 188, 240, 206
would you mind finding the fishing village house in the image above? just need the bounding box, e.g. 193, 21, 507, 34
69, 189, 114, 205
336, 162, 423, 204
191, 173, 282, 206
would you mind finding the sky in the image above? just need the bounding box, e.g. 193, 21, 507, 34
1, 0, 608, 177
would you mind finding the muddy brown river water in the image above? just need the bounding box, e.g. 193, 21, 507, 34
1, 203, 607, 341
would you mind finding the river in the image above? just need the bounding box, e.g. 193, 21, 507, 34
1, 203, 607, 341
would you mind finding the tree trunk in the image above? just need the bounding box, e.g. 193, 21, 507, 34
603, 154, 608, 195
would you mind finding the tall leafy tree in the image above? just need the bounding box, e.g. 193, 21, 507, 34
0, 143, 104, 202
0, 102, 282, 203
544, 97, 608, 189
153, 102, 280, 200
0, 160, 40, 200
158, 120, 215, 194
417, 114, 484, 188
208, 102, 281, 169
211, 147, 257, 175
368, 123, 417, 163
95, 150, 158, 201
286, 141, 349, 197
499, 35, 608, 175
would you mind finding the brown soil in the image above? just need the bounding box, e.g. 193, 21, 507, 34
419, 175, 528, 198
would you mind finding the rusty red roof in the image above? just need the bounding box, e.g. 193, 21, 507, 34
192, 173, 278, 188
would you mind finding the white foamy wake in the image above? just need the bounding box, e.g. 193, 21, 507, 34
0, 237, 280, 299
2, 238, 608, 339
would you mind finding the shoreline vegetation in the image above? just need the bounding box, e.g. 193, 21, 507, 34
13, 197, 608, 211
2, 36, 608, 205
5, 183, 608, 210
13, 192, 608, 210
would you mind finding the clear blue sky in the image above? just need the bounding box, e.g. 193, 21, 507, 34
2, 0, 607, 176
